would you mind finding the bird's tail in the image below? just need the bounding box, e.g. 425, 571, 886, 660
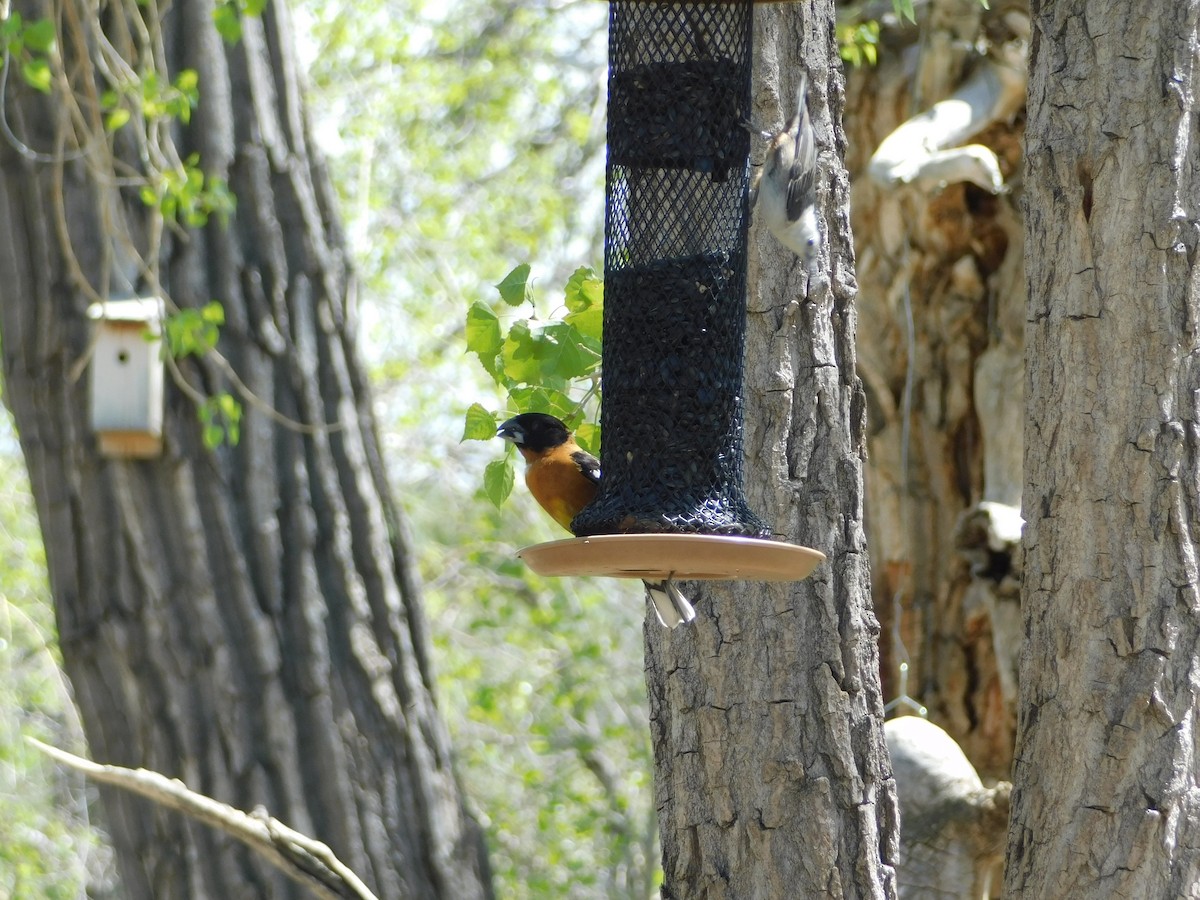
793, 71, 810, 138
643, 578, 696, 629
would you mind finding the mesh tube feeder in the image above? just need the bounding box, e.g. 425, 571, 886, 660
520, 0, 823, 583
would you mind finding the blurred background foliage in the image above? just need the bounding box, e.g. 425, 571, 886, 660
0, 413, 119, 898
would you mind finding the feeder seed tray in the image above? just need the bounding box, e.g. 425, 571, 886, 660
518, 534, 825, 582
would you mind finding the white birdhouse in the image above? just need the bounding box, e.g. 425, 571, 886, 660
87, 297, 165, 458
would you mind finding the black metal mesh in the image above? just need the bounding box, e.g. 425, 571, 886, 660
572, 0, 769, 539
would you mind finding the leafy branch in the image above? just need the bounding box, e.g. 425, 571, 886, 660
462, 263, 603, 506
0, 12, 57, 93
212, 0, 269, 45
2, 0, 349, 453
162, 300, 348, 449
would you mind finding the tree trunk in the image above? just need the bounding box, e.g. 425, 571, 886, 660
0, 1, 491, 897
643, 8, 899, 897
1006, 0, 1200, 895
845, 0, 1029, 782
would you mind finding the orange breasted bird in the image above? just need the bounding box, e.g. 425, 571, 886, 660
496, 412, 695, 628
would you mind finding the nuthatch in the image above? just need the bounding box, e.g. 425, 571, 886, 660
751, 72, 819, 273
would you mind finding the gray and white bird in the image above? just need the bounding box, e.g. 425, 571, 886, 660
751, 72, 820, 273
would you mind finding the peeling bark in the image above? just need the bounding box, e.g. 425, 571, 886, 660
867, 52, 1025, 194
845, 0, 1030, 779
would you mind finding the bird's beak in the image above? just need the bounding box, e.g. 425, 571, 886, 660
496, 423, 523, 444
737, 117, 773, 142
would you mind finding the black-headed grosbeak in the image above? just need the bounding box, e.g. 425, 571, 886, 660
496, 412, 695, 628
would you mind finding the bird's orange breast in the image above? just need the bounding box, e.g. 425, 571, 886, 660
524, 448, 598, 533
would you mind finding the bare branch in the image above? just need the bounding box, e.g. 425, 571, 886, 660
28, 738, 380, 900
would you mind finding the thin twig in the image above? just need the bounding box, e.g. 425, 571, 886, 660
210, 348, 349, 435
165, 347, 349, 437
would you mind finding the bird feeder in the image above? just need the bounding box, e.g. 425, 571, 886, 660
87, 297, 164, 459
520, 0, 823, 583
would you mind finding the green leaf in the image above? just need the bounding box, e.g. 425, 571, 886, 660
507, 387, 577, 425
20, 59, 52, 94
22, 18, 57, 53
200, 178, 236, 227
243, 0, 269, 15
0, 13, 22, 41
892, 0, 916, 23
564, 305, 602, 344
172, 69, 201, 118
465, 301, 501, 356
465, 301, 502, 379
543, 324, 594, 380
212, 4, 243, 43
186, 164, 204, 192
508, 386, 551, 415
200, 301, 225, 325
563, 266, 602, 312
838, 21, 880, 69
555, 339, 593, 380
483, 458, 515, 507
501, 321, 551, 385
105, 108, 131, 132
175, 69, 199, 94
495, 263, 532, 307
164, 303, 224, 358
198, 392, 242, 449
462, 403, 497, 441
218, 394, 242, 445
543, 389, 579, 423
574, 422, 601, 456
140, 71, 160, 106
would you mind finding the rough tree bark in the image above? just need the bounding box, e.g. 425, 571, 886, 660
0, 0, 491, 897
845, 0, 1029, 781
642, 7, 899, 898
1006, 0, 1200, 895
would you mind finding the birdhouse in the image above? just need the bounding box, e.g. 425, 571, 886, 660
87, 297, 164, 459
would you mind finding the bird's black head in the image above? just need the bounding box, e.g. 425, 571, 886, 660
496, 412, 571, 452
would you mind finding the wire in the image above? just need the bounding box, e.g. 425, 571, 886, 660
884, 256, 926, 719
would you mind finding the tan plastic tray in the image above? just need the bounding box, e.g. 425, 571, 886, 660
518, 534, 825, 581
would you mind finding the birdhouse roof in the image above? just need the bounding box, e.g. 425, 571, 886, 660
86, 297, 163, 323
